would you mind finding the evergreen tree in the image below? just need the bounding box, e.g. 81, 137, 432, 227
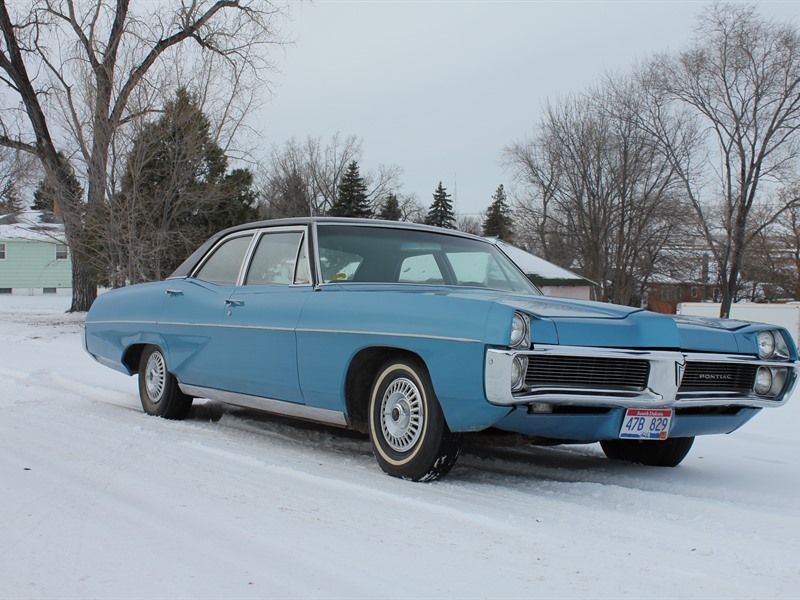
425, 182, 455, 229
328, 161, 372, 218
32, 152, 82, 214
482, 184, 514, 241
379, 193, 402, 221
0, 180, 21, 214
115, 88, 258, 282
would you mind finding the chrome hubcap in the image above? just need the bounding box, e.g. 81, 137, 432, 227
380, 377, 424, 452
145, 352, 166, 403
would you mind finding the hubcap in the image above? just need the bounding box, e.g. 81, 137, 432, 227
380, 377, 424, 452
144, 352, 166, 403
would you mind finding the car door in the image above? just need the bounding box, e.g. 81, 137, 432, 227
218, 226, 312, 403
159, 232, 255, 391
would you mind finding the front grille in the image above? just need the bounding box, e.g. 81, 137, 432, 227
680, 362, 756, 392
525, 356, 650, 391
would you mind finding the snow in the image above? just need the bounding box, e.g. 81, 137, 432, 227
491, 238, 592, 284
1, 296, 799, 599
0, 211, 66, 243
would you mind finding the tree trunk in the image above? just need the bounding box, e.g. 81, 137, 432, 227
69, 262, 97, 313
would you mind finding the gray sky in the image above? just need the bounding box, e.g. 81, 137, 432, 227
262, 1, 800, 218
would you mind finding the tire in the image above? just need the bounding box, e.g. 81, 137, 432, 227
368, 358, 461, 481
600, 436, 695, 467
138, 345, 192, 420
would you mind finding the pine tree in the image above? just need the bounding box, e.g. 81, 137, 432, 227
32, 152, 82, 214
425, 182, 455, 229
0, 180, 21, 214
379, 193, 402, 221
483, 184, 514, 241
115, 88, 258, 282
328, 161, 372, 218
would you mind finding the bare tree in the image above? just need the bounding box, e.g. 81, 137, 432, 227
0, 0, 287, 311
506, 77, 683, 306
260, 133, 403, 218
456, 215, 482, 236
637, 3, 800, 317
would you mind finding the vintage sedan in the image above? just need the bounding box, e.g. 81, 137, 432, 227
84, 218, 799, 481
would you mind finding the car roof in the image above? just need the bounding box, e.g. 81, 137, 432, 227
169, 217, 488, 279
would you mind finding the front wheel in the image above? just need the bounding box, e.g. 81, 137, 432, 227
600, 436, 695, 467
138, 345, 192, 420
368, 358, 461, 481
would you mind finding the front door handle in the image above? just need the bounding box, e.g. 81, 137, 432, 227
224, 298, 245, 307
165, 289, 183, 296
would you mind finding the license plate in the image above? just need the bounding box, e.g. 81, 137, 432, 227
619, 409, 673, 440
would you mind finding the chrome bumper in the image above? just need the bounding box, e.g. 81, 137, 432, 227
485, 345, 799, 409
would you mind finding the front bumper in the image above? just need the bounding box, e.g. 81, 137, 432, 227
485, 345, 799, 409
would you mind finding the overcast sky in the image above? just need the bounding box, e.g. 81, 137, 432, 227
261, 1, 800, 218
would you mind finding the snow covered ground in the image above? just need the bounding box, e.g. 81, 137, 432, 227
1, 295, 799, 599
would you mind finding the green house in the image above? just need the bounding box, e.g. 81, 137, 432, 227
0, 211, 72, 295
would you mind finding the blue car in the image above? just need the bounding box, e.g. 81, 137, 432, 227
84, 218, 799, 480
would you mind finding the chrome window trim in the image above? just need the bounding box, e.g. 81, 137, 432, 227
485, 345, 799, 409
241, 226, 311, 287
190, 225, 312, 287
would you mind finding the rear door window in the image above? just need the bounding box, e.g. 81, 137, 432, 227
193, 234, 253, 285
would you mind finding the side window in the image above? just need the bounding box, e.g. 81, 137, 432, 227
244, 231, 305, 286
194, 234, 253, 285
398, 254, 444, 284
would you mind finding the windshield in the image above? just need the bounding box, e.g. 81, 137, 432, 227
316, 224, 541, 295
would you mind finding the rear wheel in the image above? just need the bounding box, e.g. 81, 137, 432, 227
368, 358, 461, 481
138, 345, 192, 420
600, 436, 695, 467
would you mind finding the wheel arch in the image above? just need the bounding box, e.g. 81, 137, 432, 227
344, 346, 427, 434
122, 335, 170, 375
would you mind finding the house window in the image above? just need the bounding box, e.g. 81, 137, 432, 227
0, 288, 11, 294
691, 286, 698, 298
55, 244, 68, 260
43, 287, 57, 294
0, 242, 5, 259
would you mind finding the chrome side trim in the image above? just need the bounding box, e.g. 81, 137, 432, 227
485, 345, 799, 409
297, 327, 481, 344
179, 384, 348, 427
87, 320, 481, 343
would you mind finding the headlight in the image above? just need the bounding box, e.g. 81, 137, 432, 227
510, 312, 530, 349
757, 331, 775, 359
754, 367, 772, 395
756, 330, 791, 360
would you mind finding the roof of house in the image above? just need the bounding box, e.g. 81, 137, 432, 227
0, 211, 66, 243
489, 238, 597, 287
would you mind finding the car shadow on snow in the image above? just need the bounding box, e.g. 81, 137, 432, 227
180, 400, 685, 487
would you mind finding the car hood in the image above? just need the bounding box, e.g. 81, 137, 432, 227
444, 289, 750, 353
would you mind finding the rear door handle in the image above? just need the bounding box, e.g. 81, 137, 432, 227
224, 298, 244, 307
165, 289, 183, 296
